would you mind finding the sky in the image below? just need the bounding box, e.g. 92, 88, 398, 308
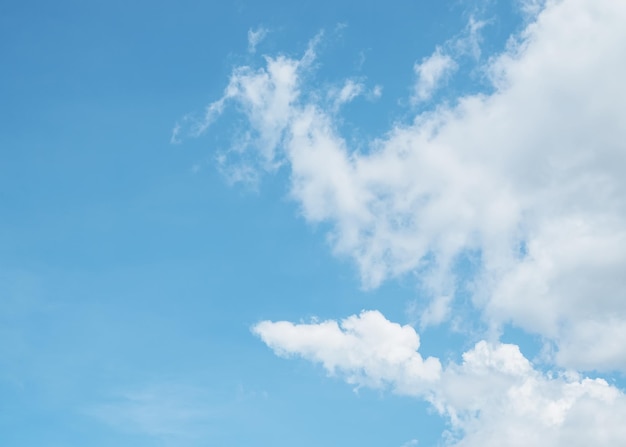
2, 0, 626, 445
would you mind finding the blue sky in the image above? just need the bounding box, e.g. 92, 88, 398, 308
2, 1, 626, 446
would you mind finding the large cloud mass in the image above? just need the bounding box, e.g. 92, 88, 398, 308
180, 0, 626, 444
181, 0, 626, 371
254, 311, 626, 447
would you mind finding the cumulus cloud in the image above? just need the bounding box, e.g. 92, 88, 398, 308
439, 340, 626, 447
180, 0, 626, 371
253, 311, 626, 447
174, 0, 626, 443
253, 310, 442, 395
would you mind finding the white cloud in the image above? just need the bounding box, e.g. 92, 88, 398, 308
439, 340, 626, 447
410, 16, 486, 105
170, 122, 182, 144
175, 2, 626, 443
517, 0, 547, 19
455, 16, 485, 60
412, 47, 457, 104
87, 383, 214, 438
253, 310, 442, 395
247, 27, 268, 53
370, 84, 383, 99
254, 312, 626, 447
182, 0, 626, 370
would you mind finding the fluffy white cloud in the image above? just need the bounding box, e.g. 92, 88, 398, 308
254, 312, 626, 447
182, 0, 626, 371
253, 310, 441, 395
177, 1, 626, 444
439, 340, 626, 447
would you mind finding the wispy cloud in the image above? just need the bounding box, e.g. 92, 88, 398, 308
87, 383, 216, 439
247, 27, 268, 53
411, 47, 457, 104
516, 0, 547, 18
410, 16, 486, 105
328, 78, 365, 111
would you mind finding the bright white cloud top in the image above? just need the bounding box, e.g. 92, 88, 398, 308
255, 311, 626, 446
174, 0, 626, 444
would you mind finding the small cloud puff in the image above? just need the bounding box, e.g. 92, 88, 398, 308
411, 47, 457, 104
248, 27, 268, 53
